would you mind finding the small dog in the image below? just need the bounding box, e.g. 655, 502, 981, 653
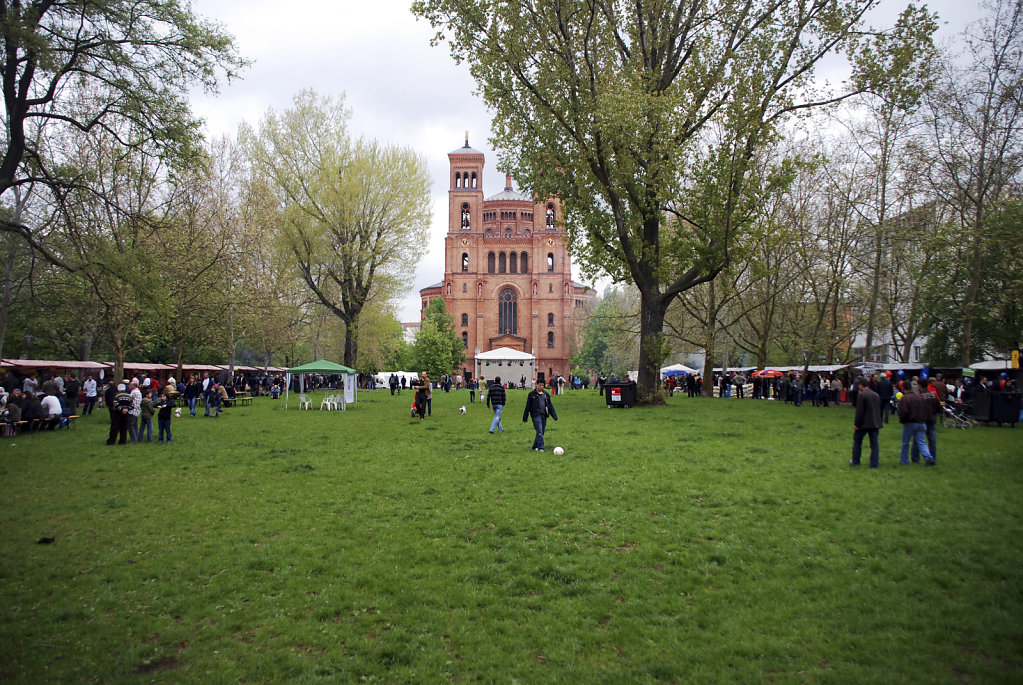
174, 408, 182, 418
459, 406, 467, 415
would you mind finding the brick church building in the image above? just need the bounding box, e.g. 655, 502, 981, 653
420, 138, 596, 383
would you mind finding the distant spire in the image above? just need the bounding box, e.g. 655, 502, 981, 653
464, 130, 469, 148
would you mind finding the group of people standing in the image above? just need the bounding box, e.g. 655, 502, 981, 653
849, 372, 951, 468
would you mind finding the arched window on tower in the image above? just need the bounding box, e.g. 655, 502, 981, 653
462, 331, 468, 348
547, 313, 554, 326
547, 253, 554, 272
520, 252, 528, 272
509, 252, 518, 273
461, 313, 469, 326
546, 203, 555, 229
455, 172, 461, 188
499, 252, 507, 273
461, 203, 470, 229
499, 288, 518, 335
547, 331, 555, 348
488, 252, 495, 273
461, 253, 469, 272
471, 172, 478, 189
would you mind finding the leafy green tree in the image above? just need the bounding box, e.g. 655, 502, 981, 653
242, 90, 432, 368
0, 0, 246, 263
414, 0, 936, 403
572, 288, 638, 376
925, 0, 1023, 365
924, 201, 1023, 364
414, 298, 465, 378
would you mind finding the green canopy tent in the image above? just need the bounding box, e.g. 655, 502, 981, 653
286, 359, 358, 409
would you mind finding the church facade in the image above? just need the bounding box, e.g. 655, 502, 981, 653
419, 139, 595, 383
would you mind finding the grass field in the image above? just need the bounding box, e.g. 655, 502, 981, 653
1, 388, 1021, 683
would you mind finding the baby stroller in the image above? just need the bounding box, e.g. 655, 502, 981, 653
942, 400, 977, 429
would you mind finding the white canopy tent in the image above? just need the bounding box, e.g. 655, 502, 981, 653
475, 347, 536, 388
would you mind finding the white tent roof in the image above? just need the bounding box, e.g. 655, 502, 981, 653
661, 363, 698, 374
970, 360, 1013, 370
476, 347, 535, 361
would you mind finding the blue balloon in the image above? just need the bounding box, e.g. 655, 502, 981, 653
920, 367, 930, 380
897, 369, 905, 379
1001, 372, 1009, 379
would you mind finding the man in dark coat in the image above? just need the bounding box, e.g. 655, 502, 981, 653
107, 383, 133, 445
850, 376, 883, 467
486, 377, 506, 434
522, 380, 558, 451
877, 373, 894, 424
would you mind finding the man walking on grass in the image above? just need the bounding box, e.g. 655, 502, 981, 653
850, 376, 882, 468
487, 377, 506, 434
898, 380, 935, 466
523, 380, 558, 451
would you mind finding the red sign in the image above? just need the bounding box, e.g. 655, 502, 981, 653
610, 387, 622, 402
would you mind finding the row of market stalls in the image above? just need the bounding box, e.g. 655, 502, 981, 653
661, 360, 1019, 379
1, 359, 290, 377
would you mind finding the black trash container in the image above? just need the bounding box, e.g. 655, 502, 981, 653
989, 391, 1021, 426
604, 382, 637, 408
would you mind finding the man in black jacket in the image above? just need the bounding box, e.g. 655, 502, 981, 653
486, 377, 506, 434
850, 376, 883, 467
523, 381, 558, 451
877, 373, 894, 424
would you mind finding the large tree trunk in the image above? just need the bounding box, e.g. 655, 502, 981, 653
635, 292, 667, 405
344, 316, 359, 369
0, 248, 17, 360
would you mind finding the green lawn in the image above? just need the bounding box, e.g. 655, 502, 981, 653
1, 389, 1020, 683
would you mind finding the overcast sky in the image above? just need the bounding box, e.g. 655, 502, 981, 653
188, 0, 980, 323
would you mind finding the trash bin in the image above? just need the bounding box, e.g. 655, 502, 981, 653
604, 382, 637, 408
989, 392, 1021, 426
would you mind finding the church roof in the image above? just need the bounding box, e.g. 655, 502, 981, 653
450, 134, 484, 156
486, 188, 532, 202
486, 173, 532, 202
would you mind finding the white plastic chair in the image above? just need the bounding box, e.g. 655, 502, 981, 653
299, 393, 311, 410
320, 394, 336, 410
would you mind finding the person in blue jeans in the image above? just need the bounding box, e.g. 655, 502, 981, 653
487, 377, 506, 434
522, 381, 558, 451
898, 381, 935, 465
156, 392, 173, 443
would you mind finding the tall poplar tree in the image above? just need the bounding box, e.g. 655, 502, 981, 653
242, 90, 432, 368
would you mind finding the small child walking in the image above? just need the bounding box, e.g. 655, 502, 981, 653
139, 392, 155, 442
156, 393, 173, 444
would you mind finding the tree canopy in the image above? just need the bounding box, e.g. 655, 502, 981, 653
0, 0, 247, 261
415, 0, 937, 402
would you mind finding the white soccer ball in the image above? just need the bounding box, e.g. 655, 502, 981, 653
459, 406, 467, 415
174, 408, 181, 418
553, 446, 564, 456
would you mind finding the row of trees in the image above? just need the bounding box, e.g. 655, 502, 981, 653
416, 0, 1021, 402
1, 2, 435, 378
